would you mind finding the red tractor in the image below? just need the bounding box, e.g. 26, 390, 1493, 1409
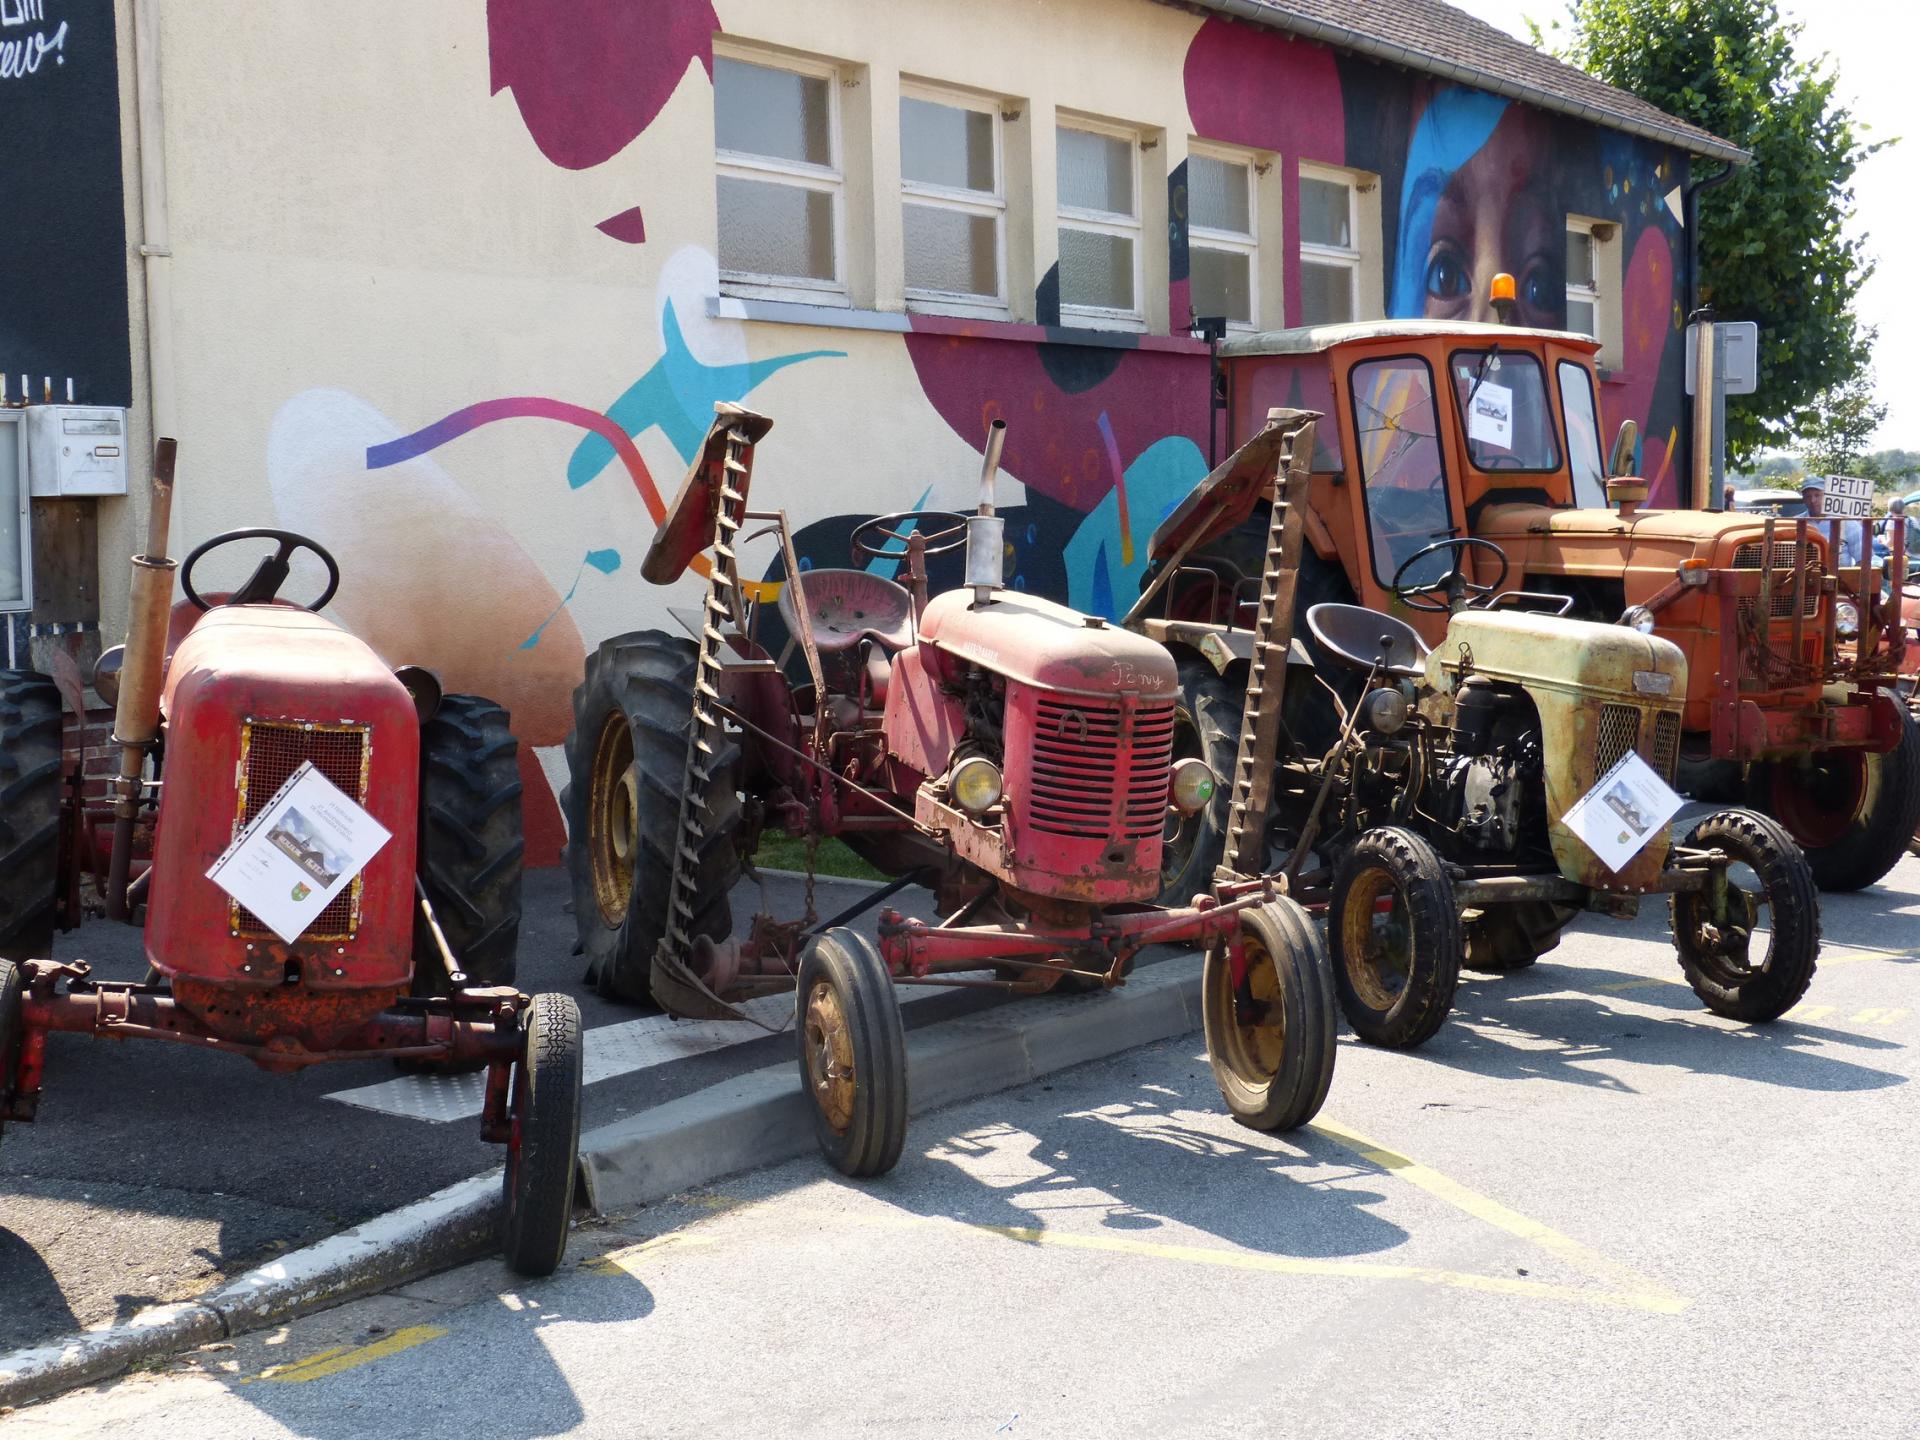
0, 442, 583, 1277
563, 405, 1337, 1170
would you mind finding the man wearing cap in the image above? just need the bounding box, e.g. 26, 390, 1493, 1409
1800, 475, 1863, 569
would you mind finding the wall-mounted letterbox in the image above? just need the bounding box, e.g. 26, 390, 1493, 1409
26, 405, 129, 497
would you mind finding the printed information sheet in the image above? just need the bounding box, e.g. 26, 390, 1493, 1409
1560, 749, 1684, 874
206, 760, 391, 944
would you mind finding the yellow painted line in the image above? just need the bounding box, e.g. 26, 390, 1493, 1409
584, 1231, 717, 1277
1590, 976, 1689, 994
1789, 1003, 1837, 1021
1850, 1007, 1908, 1026
1309, 1119, 1688, 1314
247, 1325, 447, 1385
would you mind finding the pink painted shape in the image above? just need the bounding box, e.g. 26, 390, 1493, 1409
1613, 227, 1678, 504
1184, 17, 1344, 161
596, 206, 648, 244
489, 0, 719, 171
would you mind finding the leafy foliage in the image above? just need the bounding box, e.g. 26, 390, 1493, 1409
1542, 0, 1889, 462
1796, 370, 1890, 479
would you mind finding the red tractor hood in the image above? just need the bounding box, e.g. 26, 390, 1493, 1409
918, 589, 1177, 699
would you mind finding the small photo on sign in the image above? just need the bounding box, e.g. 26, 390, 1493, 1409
1468, 381, 1514, 450
1561, 750, 1683, 874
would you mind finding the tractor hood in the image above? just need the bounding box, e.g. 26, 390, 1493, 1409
1476, 502, 1829, 575
918, 589, 1177, 699
1426, 607, 1687, 705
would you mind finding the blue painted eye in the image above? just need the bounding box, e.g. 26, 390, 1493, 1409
1425, 244, 1471, 300
797, 556, 813, 571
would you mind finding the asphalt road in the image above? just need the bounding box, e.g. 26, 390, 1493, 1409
7, 854, 1916, 1438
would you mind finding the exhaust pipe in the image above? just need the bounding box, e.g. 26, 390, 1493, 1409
968, 419, 1007, 608
106, 438, 178, 922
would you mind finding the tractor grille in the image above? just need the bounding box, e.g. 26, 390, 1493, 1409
230, 719, 370, 939
1029, 696, 1176, 840
1649, 711, 1681, 783
1733, 541, 1821, 620
1594, 704, 1641, 778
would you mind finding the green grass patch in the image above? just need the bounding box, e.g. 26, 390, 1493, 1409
752, 830, 886, 881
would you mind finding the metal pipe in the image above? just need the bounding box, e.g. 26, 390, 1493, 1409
968, 419, 1008, 607
1789, 517, 1807, 668
1690, 311, 1717, 510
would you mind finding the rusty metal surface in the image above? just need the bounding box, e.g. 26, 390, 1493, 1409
641, 403, 773, 585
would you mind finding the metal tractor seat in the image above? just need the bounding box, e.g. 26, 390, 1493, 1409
778, 569, 916, 652
1306, 602, 1430, 680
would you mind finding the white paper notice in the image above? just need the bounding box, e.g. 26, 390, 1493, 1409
1467, 380, 1514, 450
1561, 749, 1685, 874
206, 760, 392, 944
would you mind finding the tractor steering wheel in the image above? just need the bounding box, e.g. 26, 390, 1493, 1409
849, 510, 970, 563
1390, 536, 1510, 614
181, 528, 341, 612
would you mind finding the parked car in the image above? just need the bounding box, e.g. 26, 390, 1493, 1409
1729, 488, 1809, 519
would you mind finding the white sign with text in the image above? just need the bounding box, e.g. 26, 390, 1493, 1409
1561, 749, 1684, 874
1822, 475, 1876, 520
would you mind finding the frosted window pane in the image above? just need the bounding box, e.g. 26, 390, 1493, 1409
1567, 230, 1596, 287
715, 58, 831, 166
1057, 128, 1133, 215
1566, 298, 1597, 338
1299, 177, 1352, 249
901, 98, 994, 193
717, 177, 835, 281
905, 205, 998, 297
1190, 247, 1251, 325
1189, 154, 1250, 235
1300, 261, 1354, 325
1059, 228, 1135, 311
0, 423, 22, 608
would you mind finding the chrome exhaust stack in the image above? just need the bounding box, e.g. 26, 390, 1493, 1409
967, 419, 1007, 609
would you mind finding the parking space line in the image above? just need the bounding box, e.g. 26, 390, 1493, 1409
245, 1324, 447, 1384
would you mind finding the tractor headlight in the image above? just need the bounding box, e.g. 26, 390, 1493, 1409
1619, 605, 1657, 634
1360, 686, 1410, 735
91, 644, 125, 706
1169, 758, 1218, 815
950, 756, 1003, 814
1835, 598, 1861, 638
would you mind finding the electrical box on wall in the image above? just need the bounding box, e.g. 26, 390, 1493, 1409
26, 405, 129, 497
1, 411, 31, 614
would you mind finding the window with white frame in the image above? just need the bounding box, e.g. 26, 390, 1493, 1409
900, 88, 1005, 315
1056, 120, 1143, 328
1187, 145, 1256, 330
1564, 216, 1622, 366
1566, 224, 1600, 340
713, 52, 844, 301
1298, 168, 1359, 326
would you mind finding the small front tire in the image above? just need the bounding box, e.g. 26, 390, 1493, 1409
501, 992, 584, 1277
797, 929, 907, 1178
0, 957, 22, 1156
1671, 808, 1820, 1023
1328, 827, 1461, 1049
1201, 896, 1337, 1131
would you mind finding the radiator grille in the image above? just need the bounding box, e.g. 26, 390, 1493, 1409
231, 720, 369, 938
1649, 711, 1681, 783
1594, 703, 1641, 778
1029, 697, 1176, 840
1733, 541, 1822, 620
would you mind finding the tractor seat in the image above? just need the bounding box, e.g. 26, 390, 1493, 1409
1306, 603, 1429, 680
778, 569, 915, 652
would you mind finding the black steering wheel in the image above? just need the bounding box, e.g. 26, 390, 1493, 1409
1390, 536, 1510, 614
181, 528, 341, 612
1473, 452, 1530, 472
849, 510, 970, 563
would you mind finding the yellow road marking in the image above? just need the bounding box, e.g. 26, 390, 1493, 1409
584, 1231, 718, 1277
1788, 1003, 1837, 1021
246, 1325, 446, 1385
1308, 1119, 1688, 1314
1850, 1007, 1908, 1025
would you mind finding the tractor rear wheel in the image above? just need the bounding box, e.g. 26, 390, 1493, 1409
562, 632, 742, 1006
501, 991, 584, 1277
1159, 659, 1241, 905
413, 695, 524, 992
1751, 702, 1920, 892
1461, 900, 1580, 974
1329, 827, 1461, 1049
0, 957, 22, 1153
1671, 808, 1820, 1023
1201, 896, 1337, 1131
0, 672, 61, 965
797, 928, 907, 1178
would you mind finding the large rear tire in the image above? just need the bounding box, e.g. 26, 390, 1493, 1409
561, 632, 743, 1005
1751, 701, 1920, 892
413, 695, 524, 991
1201, 896, 1337, 1131
1671, 808, 1820, 1023
797, 928, 907, 1178
1158, 659, 1241, 905
0, 672, 60, 965
501, 992, 584, 1277
1328, 827, 1461, 1049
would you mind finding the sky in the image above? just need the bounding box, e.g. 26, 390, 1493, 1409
1449, 0, 1918, 452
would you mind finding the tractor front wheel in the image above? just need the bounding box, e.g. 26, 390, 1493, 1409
1158, 659, 1241, 905
1329, 827, 1461, 1049
1751, 703, 1920, 892
0, 957, 22, 1155
1671, 809, 1820, 1023
561, 632, 743, 1005
413, 695, 524, 992
1201, 896, 1336, 1131
501, 991, 584, 1277
797, 928, 906, 1178
0, 672, 61, 965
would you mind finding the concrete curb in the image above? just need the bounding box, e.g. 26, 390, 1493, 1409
0, 964, 1202, 1410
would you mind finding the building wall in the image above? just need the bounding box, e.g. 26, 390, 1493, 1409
98, 0, 1694, 860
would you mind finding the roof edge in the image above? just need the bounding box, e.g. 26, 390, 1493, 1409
1179, 0, 1751, 166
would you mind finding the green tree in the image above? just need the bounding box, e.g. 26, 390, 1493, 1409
1796, 370, 1888, 480
1544, 0, 1889, 463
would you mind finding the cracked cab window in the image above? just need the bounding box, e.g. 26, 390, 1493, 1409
1351, 356, 1453, 587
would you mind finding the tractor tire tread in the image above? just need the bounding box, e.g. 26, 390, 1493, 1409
1328, 826, 1461, 1050
0, 672, 62, 964
414, 694, 524, 990
501, 991, 584, 1276
1671, 807, 1821, 1022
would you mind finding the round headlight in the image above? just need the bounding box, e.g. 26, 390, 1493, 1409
1169, 757, 1218, 815
950, 756, 1003, 814
1835, 598, 1861, 638
91, 644, 126, 706
1360, 686, 1410, 735
1619, 605, 1657, 634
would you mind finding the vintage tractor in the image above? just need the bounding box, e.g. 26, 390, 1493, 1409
1134, 412, 1822, 1048
1165, 314, 1920, 891
563, 404, 1337, 1164
0, 442, 583, 1277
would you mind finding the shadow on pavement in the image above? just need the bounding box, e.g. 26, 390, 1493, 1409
0, 1223, 79, 1347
